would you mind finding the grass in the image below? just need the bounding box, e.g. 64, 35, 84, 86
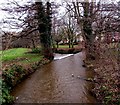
56, 45, 78, 48
1, 48, 43, 63
1, 48, 29, 61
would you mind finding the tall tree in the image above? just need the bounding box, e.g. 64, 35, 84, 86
65, 0, 119, 60
72, 1, 96, 60
35, 1, 54, 60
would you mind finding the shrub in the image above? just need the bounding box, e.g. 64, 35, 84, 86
68, 48, 75, 53
0, 79, 14, 105
55, 48, 77, 54
31, 48, 41, 53
2, 64, 25, 87
1, 64, 27, 104
31, 63, 39, 70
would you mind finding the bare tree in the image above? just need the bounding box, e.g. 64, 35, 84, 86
53, 34, 62, 48
64, 0, 120, 60
1, 0, 54, 60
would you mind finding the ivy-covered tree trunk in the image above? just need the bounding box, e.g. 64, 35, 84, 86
83, 19, 95, 60
35, 2, 54, 60
82, 2, 95, 60
44, 2, 54, 60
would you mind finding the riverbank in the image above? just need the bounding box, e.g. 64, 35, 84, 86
1, 48, 51, 105
1, 46, 83, 104
92, 46, 120, 104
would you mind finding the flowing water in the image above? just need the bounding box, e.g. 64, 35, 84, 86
11, 52, 96, 103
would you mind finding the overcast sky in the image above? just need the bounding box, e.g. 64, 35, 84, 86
0, 0, 63, 32
0, 0, 119, 20
0, 0, 119, 32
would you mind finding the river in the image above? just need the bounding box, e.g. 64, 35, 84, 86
11, 52, 96, 103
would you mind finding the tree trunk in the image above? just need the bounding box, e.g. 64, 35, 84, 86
31, 39, 36, 48
82, 2, 96, 60
71, 43, 74, 48
35, 2, 54, 60
68, 40, 71, 48
56, 42, 59, 48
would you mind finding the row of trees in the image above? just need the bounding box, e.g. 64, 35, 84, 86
1, 0, 120, 60
52, 16, 79, 48
63, 0, 120, 60
51, 0, 120, 57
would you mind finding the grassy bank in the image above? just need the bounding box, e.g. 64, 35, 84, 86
1, 48, 50, 105
1, 48, 44, 70
1, 48, 29, 61
1, 48, 43, 63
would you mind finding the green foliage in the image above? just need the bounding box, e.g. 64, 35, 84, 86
0, 79, 14, 105
2, 64, 25, 87
31, 48, 41, 53
104, 91, 113, 104
31, 63, 39, 70
101, 86, 114, 104
104, 95, 112, 104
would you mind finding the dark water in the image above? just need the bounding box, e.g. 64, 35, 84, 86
11, 52, 96, 103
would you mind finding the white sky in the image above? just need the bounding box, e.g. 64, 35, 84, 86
0, 0, 119, 20
0, 0, 32, 20
0, 0, 119, 32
